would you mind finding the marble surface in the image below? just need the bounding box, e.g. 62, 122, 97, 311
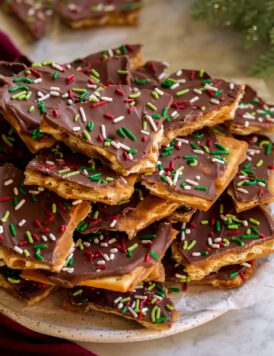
1, 0, 274, 355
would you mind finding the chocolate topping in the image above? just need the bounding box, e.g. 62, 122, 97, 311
0, 266, 50, 300
132, 60, 168, 90
0, 163, 76, 265
142, 129, 227, 200
69, 44, 142, 70
234, 86, 274, 129
4, 0, 55, 40
26, 145, 130, 191
43, 85, 172, 170
67, 281, 174, 327
40, 222, 174, 287
232, 135, 274, 202
160, 69, 241, 132
0, 61, 27, 77
0, 117, 33, 169
81, 56, 132, 86
79, 184, 150, 233
58, 0, 142, 22
0, 62, 94, 143
173, 195, 274, 265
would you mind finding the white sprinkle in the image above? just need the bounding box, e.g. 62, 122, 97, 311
101, 96, 113, 102
184, 185, 192, 190
237, 187, 249, 194
212, 158, 225, 164
166, 176, 173, 186
154, 87, 164, 96
176, 70, 182, 76
50, 86, 60, 91
208, 237, 213, 246
190, 96, 199, 104
242, 262, 252, 268
171, 110, 178, 118
114, 296, 122, 304
50, 91, 60, 97
108, 238, 116, 245
103, 254, 110, 262
62, 267, 74, 273
180, 231, 185, 241
111, 141, 120, 149
158, 72, 166, 80
72, 126, 81, 132
175, 273, 186, 279
38, 93, 50, 102
113, 115, 125, 123
193, 149, 204, 155
100, 242, 108, 248
110, 253, 115, 260
14, 246, 23, 254
176, 138, 189, 144
13, 187, 18, 195
67, 99, 73, 105
258, 182, 265, 187
42, 235, 48, 242
49, 233, 56, 241
62, 93, 68, 98
4, 179, 13, 186
87, 84, 97, 89
146, 115, 158, 132
185, 228, 191, 234
119, 143, 131, 151
99, 234, 104, 241
210, 98, 220, 105
229, 83, 235, 90
117, 302, 123, 310
15, 199, 26, 211
79, 107, 87, 122
243, 220, 248, 227
170, 83, 180, 90
0, 225, 3, 234
94, 238, 99, 244
72, 199, 83, 205
141, 130, 150, 136
193, 88, 202, 95
128, 307, 138, 318
220, 214, 227, 221
212, 243, 220, 248
204, 84, 218, 92
110, 219, 117, 228
33, 78, 42, 84
97, 260, 106, 265
244, 121, 250, 127
195, 175, 201, 180
101, 124, 106, 138
46, 160, 55, 165
178, 79, 186, 84
135, 295, 147, 300
173, 170, 181, 185
185, 179, 198, 186
192, 252, 201, 257
110, 248, 118, 253
214, 237, 222, 243
52, 62, 63, 71
128, 153, 133, 160
38, 187, 45, 191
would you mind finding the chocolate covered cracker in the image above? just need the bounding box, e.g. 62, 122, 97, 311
229, 86, 274, 135
3, 0, 55, 40
172, 195, 274, 280
228, 135, 274, 212
160, 69, 244, 143
58, 0, 142, 28
24, 145, 137, 204
78, 185, 179, 238
0, 61, 95, 152
0, 163, 90, 272
41, 85, 173, 176
0, 266, 55, 304
141, 129, 247, 210
64, 281, 176, 330
22, 222, 176, 291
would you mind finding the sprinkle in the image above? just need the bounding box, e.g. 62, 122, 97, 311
14, 199, 26, 211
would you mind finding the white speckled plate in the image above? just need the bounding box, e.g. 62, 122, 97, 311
0, 288, 226, 343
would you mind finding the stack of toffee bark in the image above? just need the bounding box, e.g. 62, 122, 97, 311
0, 44, 273, 330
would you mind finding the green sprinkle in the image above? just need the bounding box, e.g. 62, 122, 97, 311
123, 127, 137, 141
64, 171, 80, 178
176, 88, 189, 97
13, 77, 33, 84
195, 185, 208, 191
231, 236, 244, 246
72, 289, 83, 296
127, 243, 139, 252
166, 304, 174, 311
241, 234, 259, 239
150, 250, 160, 260
9, 224, 16, 237
187, 240, 196, 250
146, 102, 157, 111
8, 85, 29, 93
1, 210, 10, 223
26, 231, 33, 244
249, 218, 260, 225
229, 272, 239, 278
82, 130, 91, 141
38, 101, 46, 114
7, 277, 20, 284
52, 71, 59, 80
168, 287, 180, 293
256, 159, 264, 167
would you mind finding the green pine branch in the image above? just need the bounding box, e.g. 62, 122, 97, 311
192, 0, 274, 76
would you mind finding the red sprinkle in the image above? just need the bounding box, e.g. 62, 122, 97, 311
0, 197, 10, 202
115, 88, 125, 96
103, 113, 114, 120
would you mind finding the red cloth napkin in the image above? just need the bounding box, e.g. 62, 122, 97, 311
0, 29, 96, 355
